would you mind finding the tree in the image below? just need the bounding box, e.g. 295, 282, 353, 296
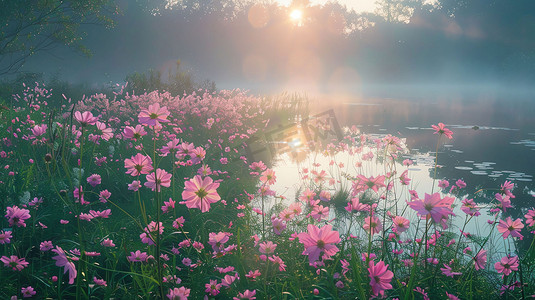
0, 0, 118, 75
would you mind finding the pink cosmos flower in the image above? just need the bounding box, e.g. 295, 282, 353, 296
431, 123, 453, 139
260, 169, 276, 185
497, 217, 524, 240
399, 170, 411, 185
310, 205, 329, 221
392, 216, 410, 233
525, 209, 535, 227
368, 260, 394, 297
128, 180, 141, 191
5, 205, 31, 227
167, 286, 190, 300
352, 174, 386, 194
144, 168, 172, 192
438, 179, 449, 188
208, 232, 230, 253
363, 215, 383, 236
94, 121, 113, 141
345, 197, 368, 212
138, 103, 170, 126
440, 264, 462, 277
51, 246, 77, 284
0, 230, 12, 244
233, 289, 256, 300
495, 255, 519, 277
407, 193, 455, 224
122, 125, 147, 141
259, 241, 277, 254
1, 255, 29, 271
181, 175, 221, 213
269, 255, 286, 271
74, 111, 98, 127
245, 270, 261, 280
162, 198, 176, 213
101, 238, 115, 247
297, 224, 341, 263
495, 193, 513, 212
124, 153, 153, 176
461, 198, 480, 217
21, 286, 36, 298
474, 249, 487, 270
93, 277, 107, 286
99, 190, 111, 202
127, 250, 149, 262
205, 279, 222, 296
86, 174, 101, 187
272, 217, 286, 235
40, 241, 53, 251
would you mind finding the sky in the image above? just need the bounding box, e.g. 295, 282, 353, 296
276, 0, 377, 13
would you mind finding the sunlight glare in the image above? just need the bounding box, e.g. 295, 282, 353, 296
290, 9, 303, 22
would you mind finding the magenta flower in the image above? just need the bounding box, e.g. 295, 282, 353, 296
51, 246, 77, 284
440, 264, 462, 277
167, 286, 190, 300
474, 249, 487, 270
21, 286, 36, 298
138, 103, 170, 126
497, 217, 524, 240
101, 238, 115, 247
368, 260, 394, 297
124, 153, 153, 176
205, 279, 222, 296
259, 241, 277, 254
272, 217, 286, 235
0, 230, 12, 244
5, 205, 31, 227
40, 241, 53, 251
127, 250, 149, 262
461, 198, 480, 217
93, 277, 107, 286
297, 224, 341, 263
310, 205, 329, 221
181, 175, 221, 213
495, 255, 519, 277
1, 255, 29, 271
245, 270, 261, 280
128, 180, 142, 191
86, 174, 101, 187
431, 122, 453, 139
144, 168, 172, 192
269, 255, 286, 271
407, 193, 455, 224
74, 111, 98, 127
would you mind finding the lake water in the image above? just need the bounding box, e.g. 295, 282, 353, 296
261, 88, 534, 257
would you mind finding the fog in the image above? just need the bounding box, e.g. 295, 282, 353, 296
12, 0, 535, 97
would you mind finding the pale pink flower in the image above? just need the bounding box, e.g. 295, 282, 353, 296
181, 175, 220, 213
272, 218, 286, 235
122, 125, 147, 141
40, 241, 53, 251
127, 250, 149, 262
86, 174, 101, 187
245, 270, 261, 280
440, 264, 462, 277
310, 205, 329, 221
101, 238, 115, 247
259, 241, 277, 254
363, 215, 383, 235
138, 103, 170, 126
128, 180, 141, 191
260, 169, 276, 185
208, 232, 229, 253
74, 111, 98, 127
461, 198, 480, 217
144, 168, 172, 192
497, 217, 524, 240
525, 209, 535, 227
297, 224, 341, 263
392, 216, 410, 233
124, 153, 153, 176
352, 174, 386, 194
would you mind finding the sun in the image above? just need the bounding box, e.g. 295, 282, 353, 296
290, 9, 303, 22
